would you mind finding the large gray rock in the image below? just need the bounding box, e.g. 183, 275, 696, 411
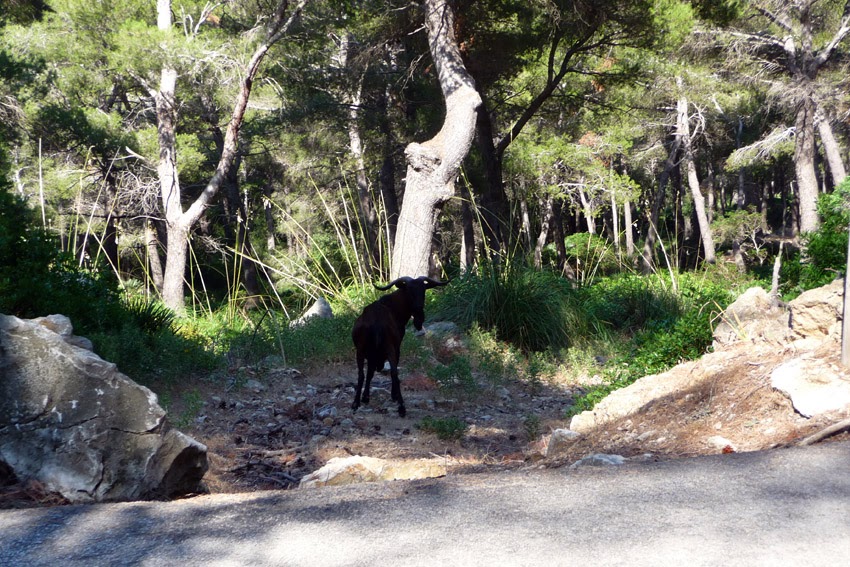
0, 314, 208, 503
712, 286, 790, 347
771, 352, 850, 418
290, 297, 333, 327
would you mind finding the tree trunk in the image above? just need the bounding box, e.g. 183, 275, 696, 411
459, 182, 476, 272
519, 192, 532, 251
624, 197, 635, 257
534, 193, 554, 269
145, 220, 164, 295
390, 0, 482, 278
677, 91, 715, 264
795, 94, 821, 233
610, 189, 619, 255
474, 103, 510, 254
577, 180, 595, 235
339, 34, 380, 273
641, 133, 681, 273
552, 200, 574, 278
816, 107, 847, 187
378, 43, 401, 251
154, 0, 306, 312
263, 184, 276, 252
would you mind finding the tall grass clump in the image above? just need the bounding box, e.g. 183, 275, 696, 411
579, 274, 682, 332
433, 261, 591, 352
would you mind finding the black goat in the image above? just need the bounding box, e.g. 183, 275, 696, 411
351, 276, 447, 417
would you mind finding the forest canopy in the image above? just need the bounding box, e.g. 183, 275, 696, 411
2, 0, 849, 316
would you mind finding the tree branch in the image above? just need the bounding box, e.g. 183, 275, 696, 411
814, 1, 850, 68
184, 0, 307, 224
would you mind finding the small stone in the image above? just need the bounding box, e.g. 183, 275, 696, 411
636, 430, 655, 442
245, 379, 266, 392
707, 435, 737, 452
546, 429, 581, 457
316, 404, 338, 419
323, 417, 335, 427
570, 453, 626, 468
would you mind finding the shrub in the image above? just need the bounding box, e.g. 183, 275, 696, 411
433, 261, 589, 352
567, 274, 734, 415
783, 179, 850, 294
563, 232, 619, 280
418, 416, 468, 441
579, 274, 682, 332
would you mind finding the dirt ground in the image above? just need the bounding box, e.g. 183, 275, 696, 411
183, 332, 848, 495
3, 328, 847, 509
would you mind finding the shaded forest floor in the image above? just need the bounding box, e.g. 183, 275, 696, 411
185, 336, 846, 494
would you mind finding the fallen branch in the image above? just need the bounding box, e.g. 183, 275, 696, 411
797, 417, 850, 446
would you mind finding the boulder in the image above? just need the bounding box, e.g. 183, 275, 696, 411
771, 353, 850, 418
290, 297, 333, 327
300, 455, 447, 488
545, 428, 581, 457
712, 286, 790, 347
789, 278, 843, 340
0, 314, 208, 503
569, 348, 747, 433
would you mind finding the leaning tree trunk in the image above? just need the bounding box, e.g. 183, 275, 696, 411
677, 91, 715, 264
816, 106, 847, 187
390, 0, 482, 278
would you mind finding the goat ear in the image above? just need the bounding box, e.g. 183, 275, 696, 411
421, 277, 448, 289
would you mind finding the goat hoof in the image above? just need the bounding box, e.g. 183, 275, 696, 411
351, 402, 359, 412
397, 405, 406, 418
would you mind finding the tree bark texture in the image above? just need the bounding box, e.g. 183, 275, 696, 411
816, 107, 847, 187
390, 0, 482, 278
794, 94, 820, 233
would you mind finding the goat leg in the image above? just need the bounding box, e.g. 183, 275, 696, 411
352, 356, 366, 411
389, 363, 406, 417
362, 361, 377, 406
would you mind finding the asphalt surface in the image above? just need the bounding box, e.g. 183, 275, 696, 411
2, 441, 849, 566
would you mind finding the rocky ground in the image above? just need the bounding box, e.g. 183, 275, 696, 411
4, 283, 849, 507
181, 324, 848, 495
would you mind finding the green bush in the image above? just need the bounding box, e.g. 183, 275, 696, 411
783, 179, 850, 294
579, 274, 682, 332
563, 232, 619, 279
418, 416, 468, 441
568, 274, 733, 416
433, 261, 588, 352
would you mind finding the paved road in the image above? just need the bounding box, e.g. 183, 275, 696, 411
2, 441, 850, 566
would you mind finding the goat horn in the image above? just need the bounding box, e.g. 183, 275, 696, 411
418, 276, 448, 288
375, 276, 413, 290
